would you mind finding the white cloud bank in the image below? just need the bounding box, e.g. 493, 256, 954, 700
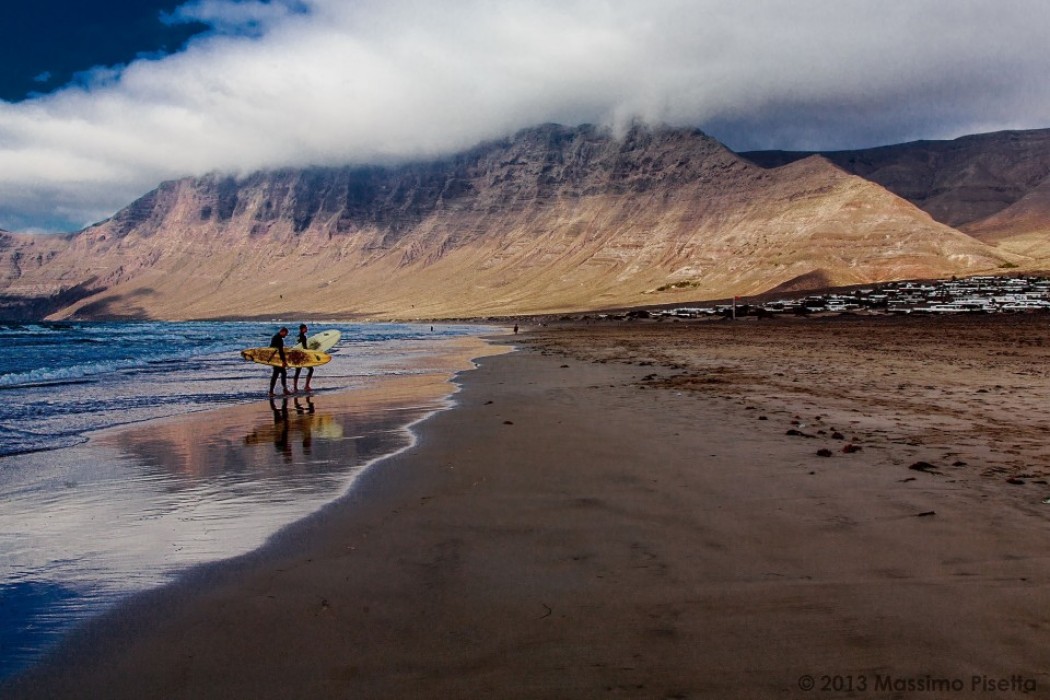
3, 0, 1050, 232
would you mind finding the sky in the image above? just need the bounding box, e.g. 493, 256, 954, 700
3, 0, 1050, 233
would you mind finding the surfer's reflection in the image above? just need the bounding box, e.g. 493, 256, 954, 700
269, 396, 289, 421
269, 397, 292, 461
292, 396, 313, 454
246, 396, 342, 462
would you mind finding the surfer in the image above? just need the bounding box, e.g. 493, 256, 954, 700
293, 324, 314, 393
268, 327, 290, 396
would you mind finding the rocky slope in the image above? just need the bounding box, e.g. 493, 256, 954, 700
742, 129, 1050, 229
0, 230, 82, 319
960, 173, 1050, 258
0, 124, 1014, 321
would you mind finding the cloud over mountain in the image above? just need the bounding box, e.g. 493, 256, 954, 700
3, 0, 1050, 232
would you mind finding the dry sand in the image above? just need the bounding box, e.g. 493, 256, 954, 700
6, 314, 1050, 699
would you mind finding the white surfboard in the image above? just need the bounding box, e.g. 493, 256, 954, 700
291, 329, 342, 353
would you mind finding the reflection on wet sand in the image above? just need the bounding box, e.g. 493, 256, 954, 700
246, 396, 344, 463
99, 373, 464, 488
0, 336, 510, 679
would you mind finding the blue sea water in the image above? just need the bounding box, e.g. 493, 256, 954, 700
0, 320, 495, 681
0, 321, 482, 456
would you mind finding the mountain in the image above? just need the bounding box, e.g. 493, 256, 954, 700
0, 124, 1013, 321
961, 173, 1050, 257
742, 129, 1050, 229
0, 229, 84, 319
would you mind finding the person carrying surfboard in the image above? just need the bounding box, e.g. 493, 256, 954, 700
268, 327, 291, 396
293, 324, 314, 393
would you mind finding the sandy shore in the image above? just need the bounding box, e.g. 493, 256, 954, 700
7, 315, 1050, 699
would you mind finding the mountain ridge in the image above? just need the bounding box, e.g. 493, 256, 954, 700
0, 123, 1023, 321
741, 128, 1050, 228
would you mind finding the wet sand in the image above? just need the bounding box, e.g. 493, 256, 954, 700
6, 315, 1050, 699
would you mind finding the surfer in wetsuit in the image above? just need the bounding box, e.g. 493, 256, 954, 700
269, 327, 290, 396
293, 324, 314, 393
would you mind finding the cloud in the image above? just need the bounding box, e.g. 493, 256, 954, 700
162, 0, 309, 36
3, 0, 1050, 232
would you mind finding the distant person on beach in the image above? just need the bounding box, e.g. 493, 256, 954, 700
513, 324, 519, 334
269, 327, 290, 396
293, 323, 314, 393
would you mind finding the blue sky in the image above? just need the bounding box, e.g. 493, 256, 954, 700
2, 1, 207, 102
3, 0, 1050, 233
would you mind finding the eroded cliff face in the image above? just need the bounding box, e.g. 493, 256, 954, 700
0, 231, 82, 318
0, 124, 1012, 320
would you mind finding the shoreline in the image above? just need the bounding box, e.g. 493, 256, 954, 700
7, 317, 1050, 698
0, 332, 507, 683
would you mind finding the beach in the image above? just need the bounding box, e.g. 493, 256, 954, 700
6, 314, 1050, 699
0, 324, 501, 680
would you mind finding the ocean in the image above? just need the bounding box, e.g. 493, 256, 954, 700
0, 321, 499, 680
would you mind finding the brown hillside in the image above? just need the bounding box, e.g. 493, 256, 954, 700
963, 173, 1050, 260
0, 125, 1011, 321
0, 231, 81, 318
743, 129, 1050, 229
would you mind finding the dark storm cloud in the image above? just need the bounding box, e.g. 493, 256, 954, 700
3, 0, 1050, 232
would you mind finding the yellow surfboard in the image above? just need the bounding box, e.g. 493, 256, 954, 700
240, 347, 331, 368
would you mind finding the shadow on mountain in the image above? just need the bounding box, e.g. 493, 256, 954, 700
0, 282, 103, 322
763, 269, 834, 295
68, 288, 156, 321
